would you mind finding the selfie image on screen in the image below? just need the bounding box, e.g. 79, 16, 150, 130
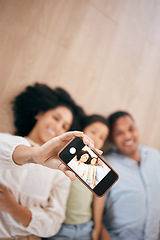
68, 145, 111, 189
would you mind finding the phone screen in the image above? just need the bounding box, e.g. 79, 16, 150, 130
59, 137, 118, 196
68, 145, 111, 189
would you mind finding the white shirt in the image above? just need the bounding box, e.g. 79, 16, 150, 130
68, 159, 88, 181
96, 163, 111, 183
0, 133, 71, 238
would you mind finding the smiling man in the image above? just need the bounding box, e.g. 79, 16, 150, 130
102, 111, 160, 240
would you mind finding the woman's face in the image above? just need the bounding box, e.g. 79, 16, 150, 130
83, 121, 109, 149
80, 153, 89, 163
28, 106, 73, 145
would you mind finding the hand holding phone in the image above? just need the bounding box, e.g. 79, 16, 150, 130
58, 137, 119, 197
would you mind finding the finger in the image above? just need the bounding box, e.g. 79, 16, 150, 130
82, 134, 95, 148
95, 149, 103, 155
60, 131, 84, 141
57, 163, 76, 181
59, 131, 95, 149
64, 169, 76, 181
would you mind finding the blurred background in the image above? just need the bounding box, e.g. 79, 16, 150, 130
0, 0, 160, 149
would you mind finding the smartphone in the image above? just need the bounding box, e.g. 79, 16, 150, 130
58, 137, 119, 197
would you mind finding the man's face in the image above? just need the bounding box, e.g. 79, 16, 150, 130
83, 121, 109, 149
111, 115, 139, 156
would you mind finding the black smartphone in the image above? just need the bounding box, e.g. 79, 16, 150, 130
58, 137, 119, 197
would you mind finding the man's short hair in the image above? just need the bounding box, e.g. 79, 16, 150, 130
107, 111, 134, 139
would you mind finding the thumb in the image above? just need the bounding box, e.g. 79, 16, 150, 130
57, 163, 76, 181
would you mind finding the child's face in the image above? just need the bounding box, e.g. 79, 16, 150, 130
91, 158, 97, 165
80, 153, 89, 163
84, 122, 109, 149
29, 106, 73, 145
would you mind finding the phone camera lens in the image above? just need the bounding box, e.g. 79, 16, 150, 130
69, 147, 76, 154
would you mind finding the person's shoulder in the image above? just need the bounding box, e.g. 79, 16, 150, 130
140, 145, 159, 154
140, 145, 160, 158
0, 132, 16, 140
0, 132, 31, 146
103, 148, 122, 160
103, 149, 123, 170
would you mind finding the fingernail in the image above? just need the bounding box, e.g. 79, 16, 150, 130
91, 143, 94, 148
84, 137, 89, 142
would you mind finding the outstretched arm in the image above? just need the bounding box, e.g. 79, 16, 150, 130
12, 131, 102, 181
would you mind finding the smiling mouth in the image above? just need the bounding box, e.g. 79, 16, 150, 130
123, 140, 134, 146
47, 127, 56, 137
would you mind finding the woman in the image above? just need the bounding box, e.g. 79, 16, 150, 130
0, 83, 97, 239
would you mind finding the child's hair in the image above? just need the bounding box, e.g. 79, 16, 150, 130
80, 114, 109, 130
12, 83, 85, 136
80, 114, 109, 153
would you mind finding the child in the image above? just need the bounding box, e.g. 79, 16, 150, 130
49, 114, 111, 240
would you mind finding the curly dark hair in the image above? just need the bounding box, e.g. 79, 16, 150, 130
12, 83, 85, 136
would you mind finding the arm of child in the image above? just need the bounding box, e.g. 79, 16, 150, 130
99, 223, 111, 240
92, 195, 105, 240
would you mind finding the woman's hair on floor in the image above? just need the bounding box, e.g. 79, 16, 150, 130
12, 83, 85, 136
